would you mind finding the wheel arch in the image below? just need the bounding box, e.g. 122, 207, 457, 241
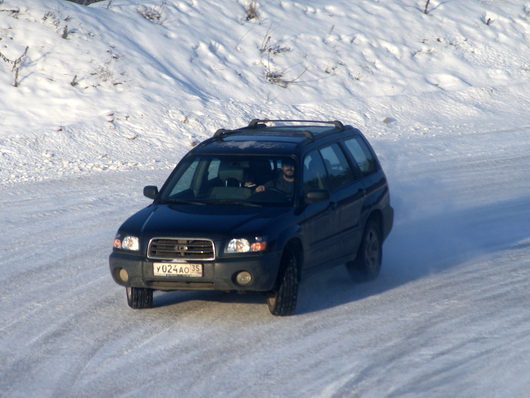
284, 237, 303, 280
274, 237, 303, 285
365, 209, 383, 235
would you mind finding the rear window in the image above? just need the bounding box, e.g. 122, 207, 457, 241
319, 144, 356, 190
343, 137, 377, 176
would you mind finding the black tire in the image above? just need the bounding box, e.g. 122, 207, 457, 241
267, 249, 299, 316
347, 219, 382, 283
126, 287, 153, 309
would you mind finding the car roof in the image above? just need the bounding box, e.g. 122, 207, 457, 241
191, 120, 357, 156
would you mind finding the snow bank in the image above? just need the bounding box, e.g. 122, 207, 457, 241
1, 0, 529, 184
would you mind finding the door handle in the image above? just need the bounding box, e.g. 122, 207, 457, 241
354, 188, 366, 199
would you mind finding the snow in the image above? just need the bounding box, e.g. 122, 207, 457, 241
1, 0, 529, 396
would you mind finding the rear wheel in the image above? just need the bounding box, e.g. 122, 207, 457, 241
347, 219, 382, 283
126, 287, 153, 309
267, 249, 299, 316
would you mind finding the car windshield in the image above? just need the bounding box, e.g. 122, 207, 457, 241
159, 155, 297, 206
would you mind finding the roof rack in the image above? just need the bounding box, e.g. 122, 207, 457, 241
247, 119, 344, 130
212, 119, 345, 141
213, 126, 314, 140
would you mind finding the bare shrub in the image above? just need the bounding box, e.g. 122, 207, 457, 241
138, 2, 167, 24
264, 69, 288, 88
257, 30, 304, 88
260, 35, 291, 55
42, 11, 60, 26
262, 61, 306, 88
259, 30, 292, 72
0, 6, 19, 18
0, 46, 29, 87
424, 0, 431, 14
138, 7, 162, 23
245, 1, 259, 21
483, 14, 494, 25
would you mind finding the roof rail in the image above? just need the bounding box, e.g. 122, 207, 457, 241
212, 119, 344, 141
214, 126, 314, 140
213, 128, 232, 137
247, 119, 344, 130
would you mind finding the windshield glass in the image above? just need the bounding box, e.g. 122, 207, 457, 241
159, 155, 297, 206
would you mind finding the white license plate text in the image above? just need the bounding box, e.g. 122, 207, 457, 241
153, 262, 203, 277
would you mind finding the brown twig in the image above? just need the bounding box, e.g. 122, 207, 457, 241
424, 0, 431, 15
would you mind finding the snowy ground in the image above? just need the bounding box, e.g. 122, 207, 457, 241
1, 0, 530, 397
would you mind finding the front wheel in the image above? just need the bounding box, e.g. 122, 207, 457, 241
346, 220, 382, 283
126, 287, 153, 309
267, 249, 299, 316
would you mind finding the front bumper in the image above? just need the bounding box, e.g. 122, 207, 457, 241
109, 250, 282, 292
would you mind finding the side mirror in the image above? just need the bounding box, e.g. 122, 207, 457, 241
304, 189, 330, 204
143, 185, 159, 199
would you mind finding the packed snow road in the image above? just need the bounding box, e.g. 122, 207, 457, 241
1, 127, 530, 398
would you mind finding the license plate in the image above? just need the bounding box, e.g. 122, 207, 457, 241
153, 262, 203, 277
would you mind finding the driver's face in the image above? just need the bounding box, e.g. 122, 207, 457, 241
282, 163, 295, 177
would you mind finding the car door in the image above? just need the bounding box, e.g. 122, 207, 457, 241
298, 150, 337, 270
319, 143, 365, 262
343, 135, 388, 215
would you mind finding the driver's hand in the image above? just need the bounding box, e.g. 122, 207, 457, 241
255, 185, 265, 192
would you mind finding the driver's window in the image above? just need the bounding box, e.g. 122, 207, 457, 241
303, 151, 328, 192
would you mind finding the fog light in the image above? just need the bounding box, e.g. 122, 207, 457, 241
118, 268, 129, 283
236, 271, 252, 286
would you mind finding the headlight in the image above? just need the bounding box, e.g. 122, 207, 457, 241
225, 237, 267, 253
113, 235, 140, 251
226, 238, 250, 253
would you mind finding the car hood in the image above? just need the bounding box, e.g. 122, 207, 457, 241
120, 203, 292, 237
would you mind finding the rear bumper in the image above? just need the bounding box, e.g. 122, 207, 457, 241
109, 250, 282, 292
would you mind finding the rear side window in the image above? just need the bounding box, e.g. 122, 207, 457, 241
319, 144, 355, 190
303, 151, 328, 192
343, 137, 377, 176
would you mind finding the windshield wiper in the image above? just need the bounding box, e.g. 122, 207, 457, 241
212, 200, 263, 207
161, 199, 208, 205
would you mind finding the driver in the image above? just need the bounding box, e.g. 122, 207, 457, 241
255, 159, 295, 196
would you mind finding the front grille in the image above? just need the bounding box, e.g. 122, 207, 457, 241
148, 238, 215, 260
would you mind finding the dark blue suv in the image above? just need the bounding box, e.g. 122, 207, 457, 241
109, 120, 393, 315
